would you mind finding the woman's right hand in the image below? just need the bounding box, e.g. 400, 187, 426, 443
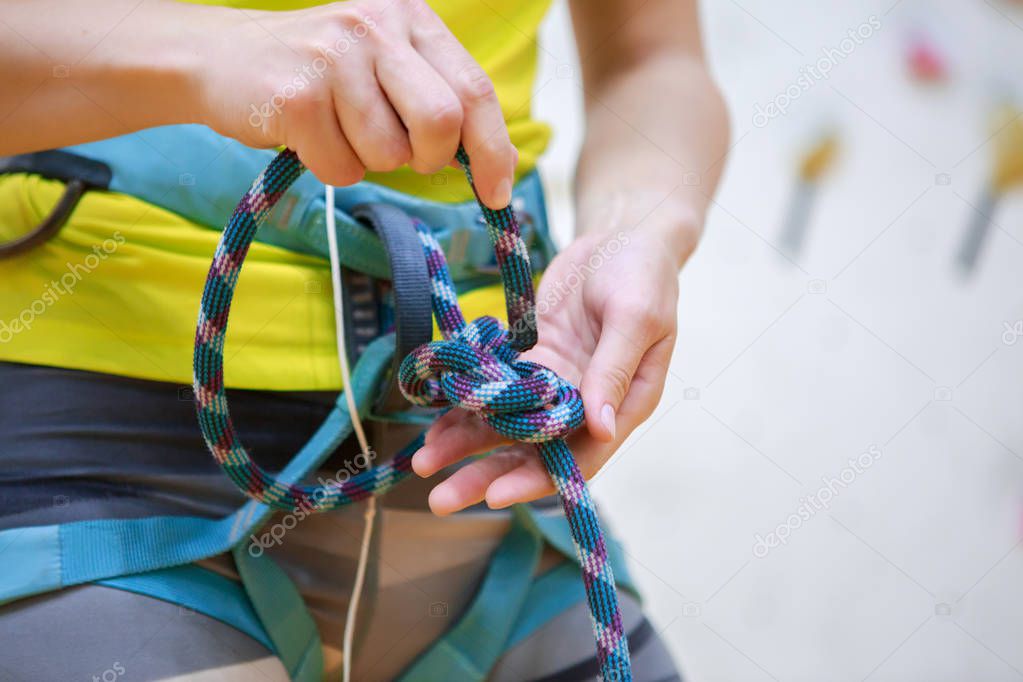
195, 0, 516, 208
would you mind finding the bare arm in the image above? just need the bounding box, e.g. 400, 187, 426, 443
0, 1, 203, 154
0, 0, 517, 207
570, 0, 729, 261
412, 0, 730, 514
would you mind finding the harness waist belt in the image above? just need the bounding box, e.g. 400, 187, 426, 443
55, 125, 555, 285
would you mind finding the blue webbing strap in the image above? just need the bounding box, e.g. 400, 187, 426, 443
53, 125, 554, 282
397, 505, 638, 681
399, 507, 543, 682
522, 504, 638, 597
233, 544, 324, 681
505, 561, 588, 651
97, 564, 274, 652
0, 335, 396, 605
97, 557, 321, 680
77, 505, 636, 682
86, 506, 633, 682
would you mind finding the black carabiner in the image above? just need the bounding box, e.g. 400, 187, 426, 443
0, 150, 112, 258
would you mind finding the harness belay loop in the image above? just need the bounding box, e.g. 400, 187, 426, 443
193, 147, 633, 680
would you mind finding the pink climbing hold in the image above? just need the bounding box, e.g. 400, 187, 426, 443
907, 35, 947, 82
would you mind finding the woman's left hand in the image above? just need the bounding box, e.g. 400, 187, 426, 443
412, 220, 692, 515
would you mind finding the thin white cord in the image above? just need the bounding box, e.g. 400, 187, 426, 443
326, 184, 377, 682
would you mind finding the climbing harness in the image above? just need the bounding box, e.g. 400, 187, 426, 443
0, 126, 638, 681
193, 147, 634, 680
0, 125, 556, 283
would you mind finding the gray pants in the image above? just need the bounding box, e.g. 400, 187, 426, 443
0, 362, 680, 681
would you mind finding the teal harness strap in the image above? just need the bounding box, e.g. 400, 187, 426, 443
97, 556, 322, 681
233, 544, 324, 682
97, 564, 274, 653
52, 125, 555, 282
506, 561, 589, 650
0, 524, 60, 601
399, 505, 638, 680
0, 335, 396, 606
51, 502, 636, 682
521, 505, 638, 598
399, 508, 543, 682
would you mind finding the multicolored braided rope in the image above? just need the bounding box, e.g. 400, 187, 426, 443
193, 149, 416, 512
397, 211, 632, 679
193, 147, 632, 681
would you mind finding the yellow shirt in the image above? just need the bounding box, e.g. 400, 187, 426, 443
0, 0, 551, 390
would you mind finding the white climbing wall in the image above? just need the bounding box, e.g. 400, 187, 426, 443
534, 0, 1023, 679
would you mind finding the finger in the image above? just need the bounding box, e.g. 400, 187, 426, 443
483, 448, 554, 509
423, 408, 469, 445
331, 57, 412, 173
286, 93, 365, 186
411, 18, 516, 208
376, 43, 463, 174
413, 413, 509, 477
428, 448, 530, 515
617, 335, 675, 423
485, 423, 622, 509
579, 317, 649, 442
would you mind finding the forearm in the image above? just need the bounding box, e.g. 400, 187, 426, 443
572, 36, 729, 269
0, 0, 519, 204
0, 0, 215, 155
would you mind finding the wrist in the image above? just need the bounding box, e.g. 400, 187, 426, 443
575, 190, 702, 271
645, 211, 701, 271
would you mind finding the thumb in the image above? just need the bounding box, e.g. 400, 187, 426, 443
579, 323, 645, 442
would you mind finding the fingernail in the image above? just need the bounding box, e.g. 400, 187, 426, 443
601, 403, 616, 439
493, 178, 512, 208
428, 486, 455, 516
487, 498, 512, 510
411, 448, 432, 478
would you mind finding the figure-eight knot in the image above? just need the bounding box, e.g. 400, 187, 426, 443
398, 316, 583, 443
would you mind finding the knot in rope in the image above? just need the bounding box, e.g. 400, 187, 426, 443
398, 316, 583, 443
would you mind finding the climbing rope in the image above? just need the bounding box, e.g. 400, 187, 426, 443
193, 147, 632, 681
